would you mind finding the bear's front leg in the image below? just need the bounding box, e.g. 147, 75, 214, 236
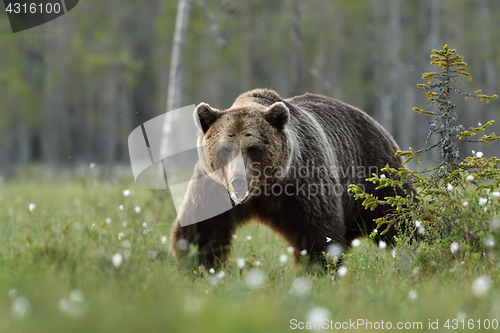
170, 165, 239, 271
171, 213, 237, 271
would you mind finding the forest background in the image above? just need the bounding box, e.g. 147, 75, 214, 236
1, 0, 499, 179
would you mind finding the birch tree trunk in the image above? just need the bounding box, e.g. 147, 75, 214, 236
167, 0, 191, 112
371, 0, 403, 136
290, 0, 302, 96
240, 1, 253, 91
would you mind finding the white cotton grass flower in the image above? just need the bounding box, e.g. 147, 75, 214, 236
112, 253, 123, 268
326, 236, 332, 243
246, 235, 252, 241
326, 244, 343, 259
70, 290, 84, 303
306, 306, 331, 324
279, 254, 288, 263
300, 249, 308, 256
450, 242, 460, 253
478, 197, 488, 205
491, 192, 500, 198
106, 217, 112, 224
142, 222, 147, 228
122, 240, 130, 248
161, 236, 167, 244
407, 289, 418, 301
232, 234, 237, 239
378, 241, 387, 250
391, 250, 396, 258
119, 205, 124, 211
123, 189, 130, 197
466, 175, 474, 181
447, 183, 454, 191
11, 296, 32, 317
58, 292, 86, 318
471, 276, 492, 297
463, 201, 469, 207
351, 239, 361, 247
380, 174, 386, 179
122, 221, 127, 228
337, 266, 348, 277
373, 229, 378, 234
118, 232, 124, 240
456, 311, 467, 321
287, 246, 294, 254
134, 206, 141, 214
209, 268, 215, 274
245, 269, 266, 289
216, 271, 226, 279
291, 277, 312, 295
484, 235, 495, 248
255, 261, 261, 266
236, 258, 246, 269
58, 290, 87, 318
89, 162, 96, 169
415, 220, 422, 228
28, 203, 36, 212
476, 151, 484, 158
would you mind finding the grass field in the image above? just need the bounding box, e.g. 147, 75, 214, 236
0, 179, 499, 332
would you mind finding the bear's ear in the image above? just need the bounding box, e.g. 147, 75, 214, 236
263, 102, 289, 131
194, 102, 220, 134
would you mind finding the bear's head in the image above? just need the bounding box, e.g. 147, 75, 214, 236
194, 101, 292, 203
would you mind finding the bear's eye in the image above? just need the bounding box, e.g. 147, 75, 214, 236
228, 134, 235, 138
245, 133, 252, 137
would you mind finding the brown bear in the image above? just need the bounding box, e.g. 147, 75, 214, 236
171, 89, 412, 269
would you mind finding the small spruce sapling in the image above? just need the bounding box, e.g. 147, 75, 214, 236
400, 44, 498, 178
349, 45, 500, 269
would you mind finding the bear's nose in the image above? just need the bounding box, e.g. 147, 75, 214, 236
230, 175, 247, 190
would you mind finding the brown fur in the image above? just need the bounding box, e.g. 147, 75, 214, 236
171, 89, 413, 269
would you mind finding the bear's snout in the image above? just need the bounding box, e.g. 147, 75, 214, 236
230, 174, 249, 203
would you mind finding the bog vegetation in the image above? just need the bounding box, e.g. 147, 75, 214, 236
1, 46, 499, 332
350, 45, 500, 273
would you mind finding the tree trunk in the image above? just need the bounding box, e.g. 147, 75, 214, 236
290, 0, 302, 96
371, 0, 400, 136
102, 0, 120, 179
167, 0, 191, 112
240, 1, 253, 91
478, 0, 496, 122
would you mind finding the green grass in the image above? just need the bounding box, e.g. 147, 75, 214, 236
0, 179, 499, 332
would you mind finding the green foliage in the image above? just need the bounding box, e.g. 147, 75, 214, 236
411, 44, 498, 177
349, 45, 500, 270
1, 179, 499, 332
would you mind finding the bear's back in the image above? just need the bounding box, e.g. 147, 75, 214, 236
286, 93, 402, 174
